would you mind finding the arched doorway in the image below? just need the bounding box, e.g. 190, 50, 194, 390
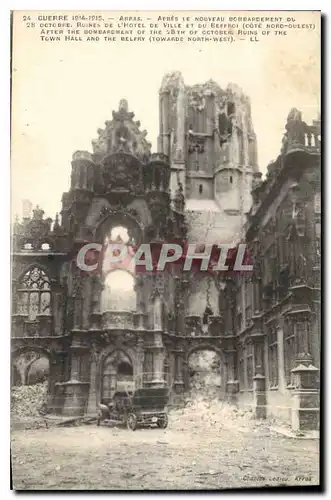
101, 350, 134, 403
187, 348, 225, 400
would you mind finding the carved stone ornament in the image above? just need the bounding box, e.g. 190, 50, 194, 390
13, 206, 54, 251
101, 153, 144, 196
92, 100, 151, 163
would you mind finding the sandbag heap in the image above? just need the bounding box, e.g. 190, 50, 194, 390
11, 382, 48, 419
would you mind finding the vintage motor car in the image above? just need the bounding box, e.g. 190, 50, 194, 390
97, 387, 169, 431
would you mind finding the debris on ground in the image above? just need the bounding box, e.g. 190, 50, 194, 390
169, 395, 275, 433
11, 382, 48, 419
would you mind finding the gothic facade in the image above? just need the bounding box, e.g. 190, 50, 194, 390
11, 73, 321, 430
234, 110, 321, 430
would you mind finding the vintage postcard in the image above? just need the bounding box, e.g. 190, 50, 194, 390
10, 10, 321, 491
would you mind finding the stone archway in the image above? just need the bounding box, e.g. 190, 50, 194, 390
11, 347, 50, 387
100, 349, 134, 404
186, 345, 226, 400
11, 346, 51, 416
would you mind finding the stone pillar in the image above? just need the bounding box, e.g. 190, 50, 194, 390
182, 357, 189, 392
277, 322, 286, 392
153, 348, 165, 385
82, 276, 92, 330
50, 278, 61, 336
62, 337, 90, 417
150, 333, 166, 387
291, 355, 319, 432
86, 342, 99, 415
90, 277, 103, 330
173, 351, 185, 395
50, 351, 67, 414
175, 81, 186, 162
182, 272, 190, 331
251, 319, 267, 419
72, 275, 83, 330
224, 348, 238, 403
47, 353, 59, 412
135, 339, 145, 389
174, 275, 187, 336
161, 92, 170, 155
289, 309, 319, 432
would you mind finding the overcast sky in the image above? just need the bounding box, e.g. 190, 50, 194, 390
11, 11, 320, 220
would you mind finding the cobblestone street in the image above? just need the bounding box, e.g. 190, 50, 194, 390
11, 413, 320, 491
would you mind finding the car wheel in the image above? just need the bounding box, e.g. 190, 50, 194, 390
157, 414, 168, 429
127, 413, 137, 431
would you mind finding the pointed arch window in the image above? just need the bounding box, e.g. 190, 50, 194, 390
16, 267, 51, 320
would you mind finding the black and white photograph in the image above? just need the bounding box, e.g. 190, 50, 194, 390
10, 9, 321, 491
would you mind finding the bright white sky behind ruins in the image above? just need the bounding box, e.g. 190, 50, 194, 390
11, 11, 320, 220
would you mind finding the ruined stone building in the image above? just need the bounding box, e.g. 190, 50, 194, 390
11, 72, 321, 430
235, 110, 321, 430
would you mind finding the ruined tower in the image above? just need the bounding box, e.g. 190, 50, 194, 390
158, 72, 259, 244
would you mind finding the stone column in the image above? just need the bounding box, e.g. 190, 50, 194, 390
175, 81, 185, 161
135, 339, 145, 389
161, 92, 170, 155
224, 349, 238, 403
277, 321, 286, 392
51, 351, 67, 414
86, 342, 100, 414
82, 276, 92, 330
47, 352, 59, 413
50, 278, 60, 335
182, 357, 189, 392
73, 275, 83, 330
290, 310, 319, 432
225, 279, 236, 332
251, 327, 267, 419
291, 358, 319, 432
182, 273, 190, 335
173, 350, 185, 395
174, 275, 187, 336
62, 337, 90, 417
90, 277, 103, 330
151, 333, 166, 387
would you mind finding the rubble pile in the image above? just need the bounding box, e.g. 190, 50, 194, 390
189, 371, 221, 400
188, 350, 222, 400
170, 396, 257, 432
11, 382, 48, 419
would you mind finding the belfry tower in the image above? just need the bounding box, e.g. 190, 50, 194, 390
158, 71, 259, 243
